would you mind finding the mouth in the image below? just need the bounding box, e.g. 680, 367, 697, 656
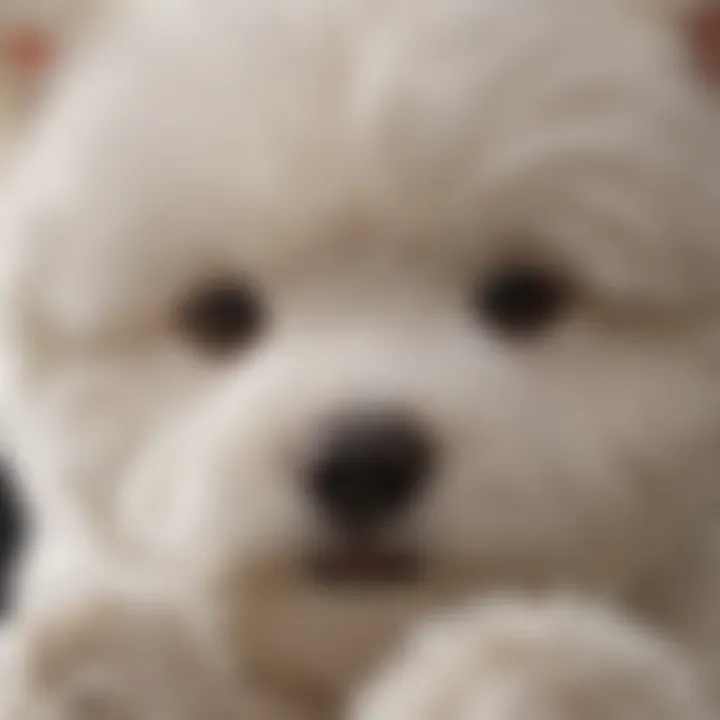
308, 543, 422, 586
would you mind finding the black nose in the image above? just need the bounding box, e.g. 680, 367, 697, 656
307, 411, 434, 532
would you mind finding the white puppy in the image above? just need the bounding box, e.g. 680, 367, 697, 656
0, 0, 719, 717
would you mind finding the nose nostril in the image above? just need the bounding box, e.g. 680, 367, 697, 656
306, 411, 434, 532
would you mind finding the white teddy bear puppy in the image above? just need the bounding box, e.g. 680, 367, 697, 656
0, 0, 720, 717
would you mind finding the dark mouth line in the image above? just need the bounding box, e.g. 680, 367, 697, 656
308, 548, 422, 585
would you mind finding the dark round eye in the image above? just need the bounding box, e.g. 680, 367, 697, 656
476, 264, 570, 337
179, 279, 263, 354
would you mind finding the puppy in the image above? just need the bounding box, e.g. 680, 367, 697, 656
1, 0, 720, 717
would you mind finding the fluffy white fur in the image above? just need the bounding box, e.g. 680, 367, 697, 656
0, 0, 720, 717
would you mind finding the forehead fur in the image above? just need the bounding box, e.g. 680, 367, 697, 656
4, 0, 720, 338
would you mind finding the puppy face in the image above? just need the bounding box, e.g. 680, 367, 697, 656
3, 0, 720, 689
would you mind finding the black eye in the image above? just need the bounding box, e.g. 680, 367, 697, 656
179, 279, 264, 354
476, 263, 570, 337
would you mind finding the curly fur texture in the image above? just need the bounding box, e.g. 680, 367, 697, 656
0, 0, 719, 717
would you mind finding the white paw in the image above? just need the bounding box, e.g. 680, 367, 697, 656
0, 593, 244, 720
350, 597, 711, 720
